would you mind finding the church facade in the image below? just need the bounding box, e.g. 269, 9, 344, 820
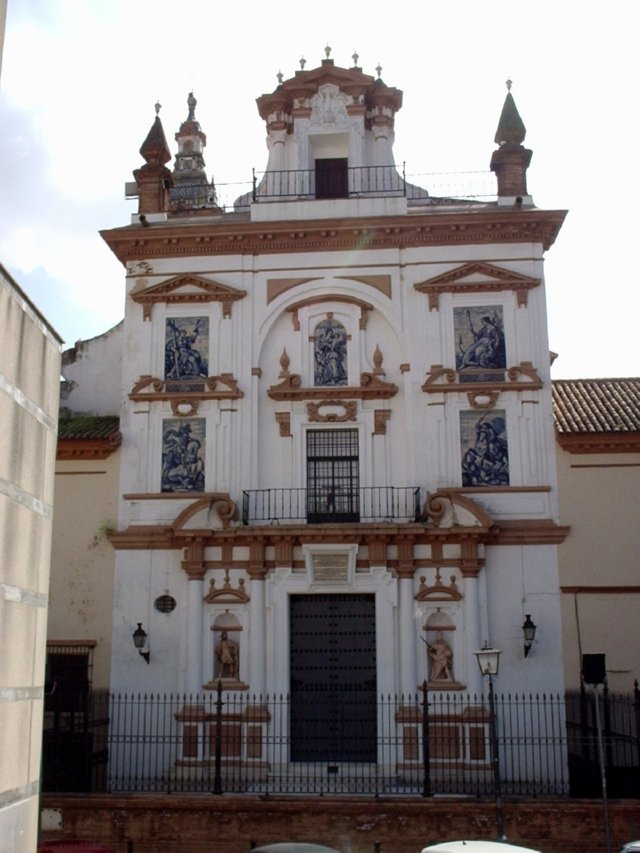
97, 53, 567, 778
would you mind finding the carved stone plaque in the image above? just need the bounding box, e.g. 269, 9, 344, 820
311, 553, 350, 584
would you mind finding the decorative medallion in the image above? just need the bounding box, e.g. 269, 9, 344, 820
307, 400, 357, 423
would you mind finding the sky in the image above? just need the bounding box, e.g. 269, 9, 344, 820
0, 0, 638, 379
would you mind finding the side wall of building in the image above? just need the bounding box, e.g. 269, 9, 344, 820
556, 444, 640, 691
49, 452, 120, 689
0, 265, 61, 851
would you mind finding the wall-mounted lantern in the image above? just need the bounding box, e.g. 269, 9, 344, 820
522, 614, 537, 658
132, 622, 150, 664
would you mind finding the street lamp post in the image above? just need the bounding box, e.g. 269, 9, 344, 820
475, 643, 505, 841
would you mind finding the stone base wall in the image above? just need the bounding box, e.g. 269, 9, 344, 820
40, 795, 640, 853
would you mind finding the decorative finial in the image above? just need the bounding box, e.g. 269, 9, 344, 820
154, 101, 161, 116
277, 70, 283, 85
376, 63, 382, 79
300, 56, 306, 70
324, 44, 331, 58
352, 51, 359, 67
506, 78, 512, 92
279, 348, 291, 378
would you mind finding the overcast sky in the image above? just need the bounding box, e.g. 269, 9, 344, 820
1, 0, 637, 379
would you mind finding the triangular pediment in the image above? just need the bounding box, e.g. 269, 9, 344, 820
131, 274, 246, 319
415, 262, 540, 310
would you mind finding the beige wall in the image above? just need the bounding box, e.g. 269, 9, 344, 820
49, 452, 120, 689
556, 445, 640, 691
0, 266, 61, 852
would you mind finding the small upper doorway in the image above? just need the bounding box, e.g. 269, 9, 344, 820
315, 158, 348, 199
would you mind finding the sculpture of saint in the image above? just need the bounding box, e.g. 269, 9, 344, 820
427, 633, 454, 682
215, 632, 238, 680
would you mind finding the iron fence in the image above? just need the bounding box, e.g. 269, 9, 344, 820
565, 683, 640, 797
44, 686, 640, 797
242, 486, 421, 525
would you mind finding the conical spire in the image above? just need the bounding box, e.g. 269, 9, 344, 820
490, 81, 532, 200
494, 84, 527, 146
139, 115, 172, 167
133, 105, 174, 215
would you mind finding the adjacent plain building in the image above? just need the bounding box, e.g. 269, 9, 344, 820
0, 264, 62, 851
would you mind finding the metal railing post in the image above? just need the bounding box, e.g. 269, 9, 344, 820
252, 168, 257, 202
212, 680, 224, 795
488, 676, 506, 839
421, 681, 431, 797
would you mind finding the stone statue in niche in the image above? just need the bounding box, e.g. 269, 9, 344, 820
314, 318, 347, 386
460, 410, 509, 487
215, 631, 238, 679
427, 632, 454, 682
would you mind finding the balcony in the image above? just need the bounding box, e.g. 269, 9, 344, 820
250, 165, 496, 205
242, 486, 421, 526
166, 168, 497, 214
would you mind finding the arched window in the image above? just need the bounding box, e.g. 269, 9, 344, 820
314, 318, 347, 386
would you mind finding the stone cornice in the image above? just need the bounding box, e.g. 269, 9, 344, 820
487, 519, 570, 545
422, 362, 543, 406
556, 432, 640, 454
107, 516, 567, 550
57, 437, 121, 460
268, 372, 397, 401
561, 585, 640, 594
129, 374, 243, 413
100, 208, 567, 265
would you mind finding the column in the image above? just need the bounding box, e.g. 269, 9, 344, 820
463, 571, 483, 697
248, 570, 267, 698
182, 538, 205, 699
397, 536, 417, 697
398, 573, 417, 697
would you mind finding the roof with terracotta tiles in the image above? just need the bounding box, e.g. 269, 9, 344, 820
58, 415, 121, 441
552, 378, 640, 434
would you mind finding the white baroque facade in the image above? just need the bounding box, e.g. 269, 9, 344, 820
100, 57, 568, 776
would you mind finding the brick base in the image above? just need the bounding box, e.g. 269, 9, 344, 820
40, 795, 640, 853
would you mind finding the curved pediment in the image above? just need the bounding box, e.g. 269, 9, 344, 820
131, 274, 246, 319
423, 490, 494, 529
172, 494, 238, 532
414, 262, 540, 310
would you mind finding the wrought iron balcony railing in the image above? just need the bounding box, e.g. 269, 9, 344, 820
164, 169, 496, 213
242, 486, 421, 525
251, 165, 496, 204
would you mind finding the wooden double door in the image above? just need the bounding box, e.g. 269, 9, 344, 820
289, 593, 377, 762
